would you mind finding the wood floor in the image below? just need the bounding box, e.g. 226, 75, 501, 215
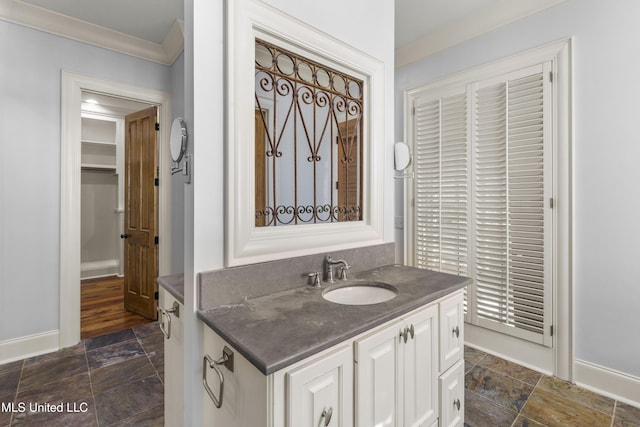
81, 275, 153, 340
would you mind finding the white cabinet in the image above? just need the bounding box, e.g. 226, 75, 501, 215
287, 345, 353, 427
158, 288, 184, 427
439, 293, 464, 373
201, 329, 352, 427
355, 304, 438, 427
200, 289, 465, 427
354, 318, 401, 426
438, 291, 465, 427
439, 360, 464, 427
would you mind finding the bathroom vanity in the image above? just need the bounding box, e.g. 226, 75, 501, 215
198, 264, 469, 427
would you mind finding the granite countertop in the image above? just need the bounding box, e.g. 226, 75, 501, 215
198, 264, 470, 375
157, 273, 185, 304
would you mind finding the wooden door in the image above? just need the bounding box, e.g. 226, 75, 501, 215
123, 106, 158, 320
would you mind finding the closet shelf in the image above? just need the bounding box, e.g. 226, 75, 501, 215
82, 139, 117, 146
81, 163, 117, 171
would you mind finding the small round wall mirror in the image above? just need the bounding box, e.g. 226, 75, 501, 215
170, 118, 188, 162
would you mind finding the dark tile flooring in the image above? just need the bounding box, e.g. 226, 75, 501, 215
464, 346, 640, 426
0, 323, 164, 426
3, 327, 640, 427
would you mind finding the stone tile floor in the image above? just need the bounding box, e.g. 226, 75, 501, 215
0, 323, 164, 426
2, 326, 640, 426
464, 346, 640, 426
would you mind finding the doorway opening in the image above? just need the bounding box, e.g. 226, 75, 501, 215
79, 92, 160, 339
61, 71, 172, 348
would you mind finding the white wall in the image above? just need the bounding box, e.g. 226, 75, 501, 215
0, 19, 177, 343
182, 0, 395, 423
171, 52, 185, 274
395, 0, 640, 380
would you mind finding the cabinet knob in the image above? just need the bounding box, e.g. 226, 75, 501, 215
453, 325, 460, 338
408, 324, 415, 340
321, 407, 333, 426
454, 398, 461, 411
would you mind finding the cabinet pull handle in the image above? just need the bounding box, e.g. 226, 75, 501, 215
321, 407, 333, 426
453, 325, 460, 338
399, 327, 409, 343
454, 398, 461, 411
203, 347, 234, 409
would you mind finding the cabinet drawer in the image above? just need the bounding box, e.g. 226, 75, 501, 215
286, 344, 353, 427
439, 291, 464, 373
439, 359, 464, 427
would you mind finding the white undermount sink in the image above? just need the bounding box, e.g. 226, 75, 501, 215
322, 282, 398, 305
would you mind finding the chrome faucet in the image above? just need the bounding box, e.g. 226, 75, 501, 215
325, 255, 351, 283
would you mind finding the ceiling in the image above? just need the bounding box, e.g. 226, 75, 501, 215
18, 0, 490, 50
395, 0, 500, 48
20, 0, 184, 44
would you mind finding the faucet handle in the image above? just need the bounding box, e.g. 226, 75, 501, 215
308, 272, 321, 287
339, 265, 351, 280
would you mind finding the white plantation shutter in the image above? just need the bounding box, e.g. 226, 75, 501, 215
440, 95, 468, 276
410, 62, 553, 346
413, 93, 468, 276
474, 81, 509, 327
414, 99, 442, 271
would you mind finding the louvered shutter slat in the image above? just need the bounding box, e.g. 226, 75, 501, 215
508, 72, 546, 337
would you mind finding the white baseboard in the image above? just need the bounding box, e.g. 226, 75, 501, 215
80, 259, 120, 279
575, 360, 640, 408
0, 330, 60, 365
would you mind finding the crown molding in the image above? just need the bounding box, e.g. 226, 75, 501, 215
0, 0, 183, 65
395, 0, 568, 68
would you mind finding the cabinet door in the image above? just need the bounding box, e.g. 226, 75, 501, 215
439, 360, 464, 427
287, 345, 353, 427
401, 305, 438, 427
355, 319, 402, 427
439, 291, 464, 373
159, 289, 183, 427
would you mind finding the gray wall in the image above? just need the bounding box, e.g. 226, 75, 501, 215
0, 19, 181, 342
395, 0, 640, 378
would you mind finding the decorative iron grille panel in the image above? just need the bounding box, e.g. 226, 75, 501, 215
255, 38, 364, 226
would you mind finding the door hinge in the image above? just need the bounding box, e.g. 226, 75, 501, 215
549, 198, 554, 209
154, 178, 159, 187
550, 325, 554, 336
549, 71, 553, 83
335, 181, 339, 190
155, 122, 160, 131
154, 236, 159, 245
154, 291, 159, 300
412, 105, 415, 116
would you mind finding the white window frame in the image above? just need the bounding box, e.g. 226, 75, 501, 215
403, 39, 573, 379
